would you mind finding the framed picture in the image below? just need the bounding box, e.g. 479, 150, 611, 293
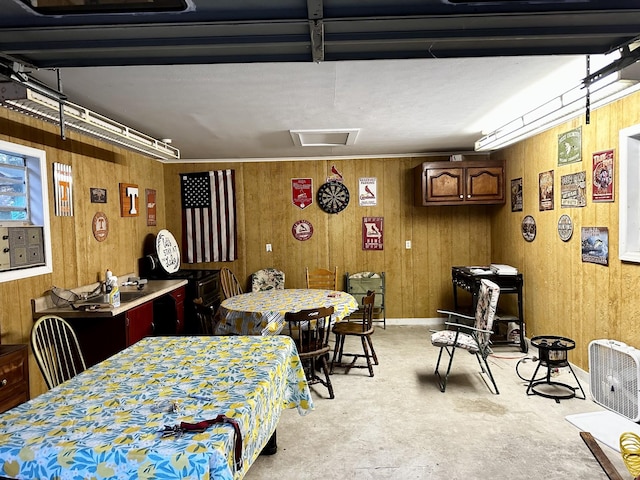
90, 187, 107, 203
560, 171, 586, 208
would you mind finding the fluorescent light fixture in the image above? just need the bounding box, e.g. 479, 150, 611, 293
290, 128, 360, 147
0, 82, 180, 160
475, 63, 640, 152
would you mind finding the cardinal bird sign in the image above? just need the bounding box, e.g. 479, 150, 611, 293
359, 177, 377, 206
363, 216, 383, 250
292, 178, 313, 209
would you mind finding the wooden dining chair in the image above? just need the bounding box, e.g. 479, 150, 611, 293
193, 297, 218, 335
284, 306, 335, 399
330, 291, 378, 377
305, 266, 338, 290
220, 267, 243, 299
31, 315, 87, 389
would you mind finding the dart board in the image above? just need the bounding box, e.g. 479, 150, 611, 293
317, 181, 350, 214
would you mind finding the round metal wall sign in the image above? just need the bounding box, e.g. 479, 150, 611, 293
292, 220, 313, 241
521, 215, 536, 242
557, 214, 573, 242
92, 212, 108, 242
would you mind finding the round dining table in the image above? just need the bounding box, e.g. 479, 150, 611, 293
215, 289, 359, 335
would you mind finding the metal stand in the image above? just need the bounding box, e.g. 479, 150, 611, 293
526, 335, 586, 403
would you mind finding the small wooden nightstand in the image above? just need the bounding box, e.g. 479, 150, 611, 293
0, 345, 30, 413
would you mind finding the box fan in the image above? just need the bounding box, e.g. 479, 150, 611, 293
589, 339, 640, 422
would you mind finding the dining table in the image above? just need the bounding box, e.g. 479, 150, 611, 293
0, 335, 313, 480
215, 288, 359, 336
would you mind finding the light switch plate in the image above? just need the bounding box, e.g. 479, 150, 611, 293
405, 240, 411, 249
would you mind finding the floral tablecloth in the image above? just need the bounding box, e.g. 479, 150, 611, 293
215, 289, 359, 335
0, 335, 313, 480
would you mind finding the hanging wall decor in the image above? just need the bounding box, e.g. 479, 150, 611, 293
359, 177, 377, 206
327, 165, 343, 182
560, 171, 587, 208
119, 183, 139, 217
90, 187, 106, 203
146, 189, 157, 226
581, 227, 609, 266
558, 127, 582, 166
511, 178, 523, 212
362, 216, 383, 250
53, 162, 73, 216
557, 214, 573, 242
592, 149, 614, 202
522, 215, 536, 242
92, 211, 108, 242
539, 170, 554, 211
292, 220, 313, 241
292, 178, 313, 209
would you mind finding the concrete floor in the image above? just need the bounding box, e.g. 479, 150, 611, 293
247, 325, 632, 480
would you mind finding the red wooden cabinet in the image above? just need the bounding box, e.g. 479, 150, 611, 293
125, 301, 155, 346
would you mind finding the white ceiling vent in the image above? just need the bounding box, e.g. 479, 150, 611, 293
289, 128, 360, 147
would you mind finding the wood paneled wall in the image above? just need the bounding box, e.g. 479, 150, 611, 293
490, 90, 640, 371
0, 109, 167, 397
13, 87, 640, 395
162, 158, 494, 319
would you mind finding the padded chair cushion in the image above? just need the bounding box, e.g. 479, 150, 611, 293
431, 330, 479, 353
251, 268, 285, 292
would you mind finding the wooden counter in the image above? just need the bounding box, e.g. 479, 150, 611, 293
31, 279, 187, 318
31, 279, 188, 367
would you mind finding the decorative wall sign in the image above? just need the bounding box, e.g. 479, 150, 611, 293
557, 214, 573, 242
581, 227, 609, 266
317, 181, 350, 214
539, 170, 554, 211
358, 177, 377, 206
362, 216, 383, 250
558, 127, 582, 165
119, 183, 139, 217
522, 215, 536, 242
292, 220, 313, 241
560, 171, 587, 208
511, 178, 523, 212
292, 178, 313, 209
155, 229, 180, 274
90, 187, 107, 203
92, 212, 108, 242
327, 165, 343, 182
146, 189, 157, 226
592, 149, 614, 202
53, 162, 73, 216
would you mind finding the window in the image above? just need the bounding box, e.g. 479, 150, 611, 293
0, 140, 52, 282
0, 153, 29, 222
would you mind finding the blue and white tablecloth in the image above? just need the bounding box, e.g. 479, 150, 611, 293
216, 289, 358, 335
0, 335, 313, 480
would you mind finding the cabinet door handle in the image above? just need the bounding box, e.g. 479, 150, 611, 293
459, 194, 463, 199
0, 378, 7, 387
151, 321, 155, 333
467, 194, 471, 198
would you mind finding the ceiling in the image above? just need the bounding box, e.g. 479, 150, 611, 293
1, 0, 640, 161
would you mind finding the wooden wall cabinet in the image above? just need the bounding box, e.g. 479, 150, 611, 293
0, 345, 30, 413
414, 159, 505, 206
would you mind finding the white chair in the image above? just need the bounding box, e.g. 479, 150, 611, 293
31, 315, 87, 389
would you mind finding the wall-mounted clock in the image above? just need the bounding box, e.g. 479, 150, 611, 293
317, 181, 350, 214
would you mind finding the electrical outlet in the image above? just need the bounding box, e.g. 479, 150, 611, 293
405, 240, 412, 249
266, 243, 272, 252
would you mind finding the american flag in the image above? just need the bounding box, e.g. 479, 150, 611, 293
180, 170, 237, 263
